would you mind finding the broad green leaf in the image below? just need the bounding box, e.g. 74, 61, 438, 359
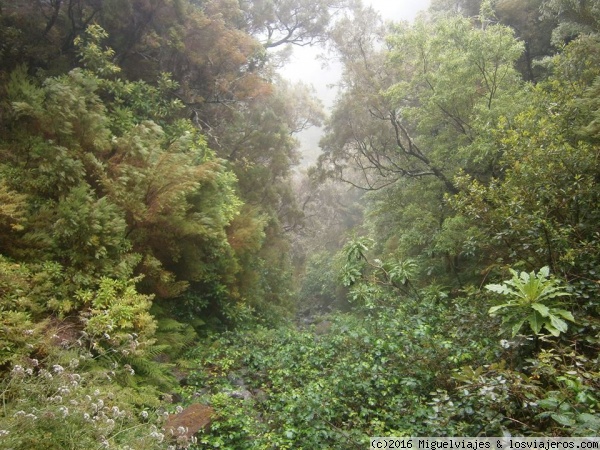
551, 413, 576, 427
485, 284, 515, 295
549, 314, 568, 334
555, 309, 575, 322
579, 413, 600, 427
544, 322, 561, 337
537, 398, 559, 409
510, 318, 526, 337
531, 303, 550, 317
488, 303, 512, 315
528, 311, 543, 334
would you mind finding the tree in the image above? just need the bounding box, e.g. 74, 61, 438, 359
319, 13, 523, 192
451, 35, 600, 306
240, 0, 351, 48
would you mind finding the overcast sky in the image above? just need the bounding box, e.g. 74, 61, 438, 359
280, 0, 431, 165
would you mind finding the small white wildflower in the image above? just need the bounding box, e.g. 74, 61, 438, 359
0, 430, 9, 437
69, 358, 79, 369
70, 399, 79, 406
23, 329, 34, 336
94, 389, 100, 396
59, 386, 71, 395
53, 364, 64, 374
103, 333, 111, 340
149, 431, 164, 443
100, 438, 110, 448
500, 339, 511, 349
25, 413, 37, 420
105, 418, 115, 428
83, 413, 90, 421
58, 406, 69, 417
11, 365, 25, 376
176, 435, 189, 445
41, 369, 53, 380
176, 426, 187, 435
175, 405, 183, 414
31, 359, 39, 367
140, 411, 149, 419
25, 368, 33, 376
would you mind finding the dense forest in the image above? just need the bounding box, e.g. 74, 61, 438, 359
0, 0, 599, 448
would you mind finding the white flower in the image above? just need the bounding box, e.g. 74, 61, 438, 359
53, 365, 65, 374
149, 431, 164, 443
140, 411, 149, 419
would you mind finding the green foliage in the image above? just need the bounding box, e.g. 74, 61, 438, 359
74, 24, 121, 76
185, 293, 499, 447
0, 348, 174, 449
486, 267, 575, 336
78, 277, 157, 356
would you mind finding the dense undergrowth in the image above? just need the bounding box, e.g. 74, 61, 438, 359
185, 284, 599, 448
2, 0, 600, 448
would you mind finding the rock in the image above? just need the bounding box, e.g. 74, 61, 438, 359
163, 403, 214, 441
229, 389, 253, 400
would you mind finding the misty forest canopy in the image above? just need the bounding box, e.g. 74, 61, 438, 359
0, 0, 599, 448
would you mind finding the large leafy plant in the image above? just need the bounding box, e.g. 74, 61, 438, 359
486, 266, 574, 337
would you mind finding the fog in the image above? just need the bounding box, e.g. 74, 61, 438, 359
280, 0, 431, 166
